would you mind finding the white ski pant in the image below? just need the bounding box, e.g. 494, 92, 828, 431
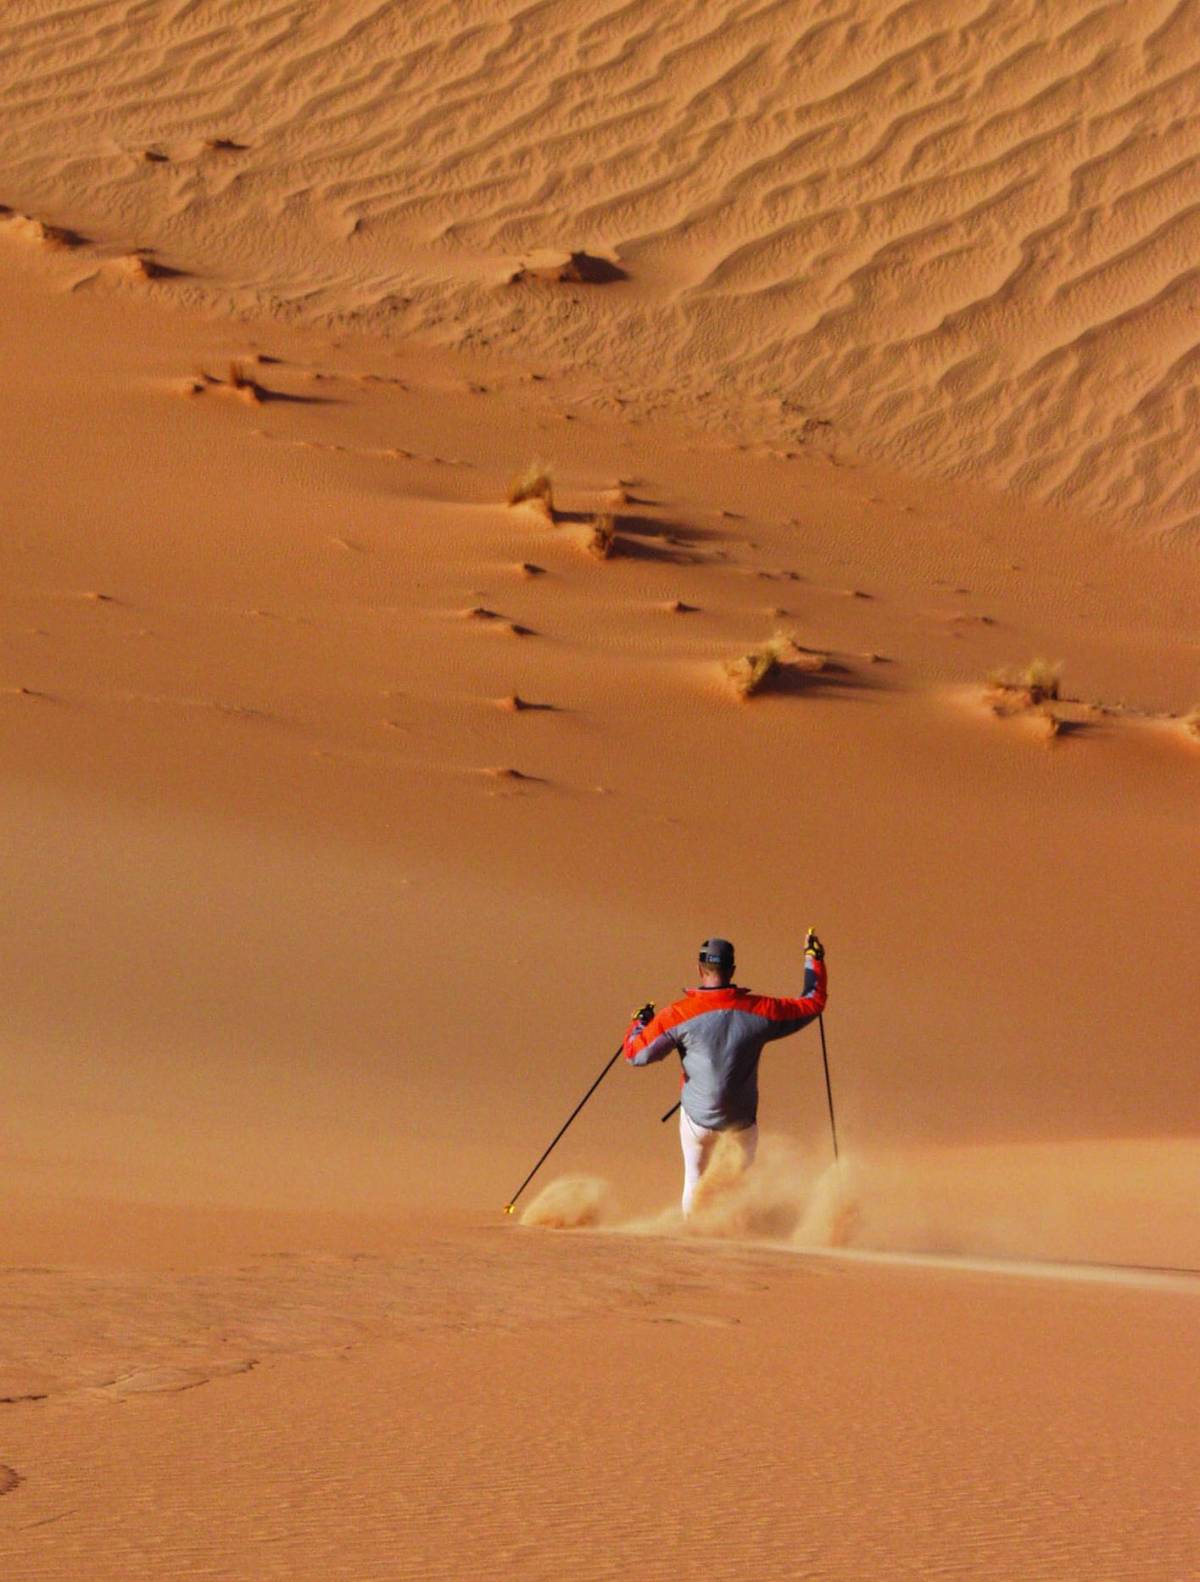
679, 1108, 758, 1216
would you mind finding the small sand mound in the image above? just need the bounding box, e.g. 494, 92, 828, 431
519, 1175, 618, 1228
111, 252, 169, 281
6, 212, 83, 248
509, 250, 626, 286
482, 765, 540, 782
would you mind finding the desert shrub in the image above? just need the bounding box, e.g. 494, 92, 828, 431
725, 632, 794, 699
507, 460, 554, 512
586, 513, 615, 559
987, 658, 1062, 707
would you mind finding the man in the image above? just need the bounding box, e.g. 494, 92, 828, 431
623, 932, 827, 1215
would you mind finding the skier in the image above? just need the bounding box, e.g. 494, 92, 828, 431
623, 931, 827, 1215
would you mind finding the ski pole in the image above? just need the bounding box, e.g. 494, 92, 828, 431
660, 1099, 681, 1124
503, 1044, 623, 1215
818, 1011, 839, 1161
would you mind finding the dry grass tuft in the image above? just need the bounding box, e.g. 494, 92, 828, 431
507, 461, 554, 514
724, 632, 795, 700
585, 513, 616, 559
987, 657, 1062, 709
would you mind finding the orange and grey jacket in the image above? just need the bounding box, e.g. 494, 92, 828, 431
623, 957, 828, 1131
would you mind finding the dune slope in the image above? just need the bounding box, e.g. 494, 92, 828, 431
2, 10, 1199, 1577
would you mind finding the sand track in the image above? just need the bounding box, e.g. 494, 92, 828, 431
2, 1, 1198, 530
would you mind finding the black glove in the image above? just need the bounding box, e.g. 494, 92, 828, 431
805, 929, 825, 961
631, 1001, 656, 1026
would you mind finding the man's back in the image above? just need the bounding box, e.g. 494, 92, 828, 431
624, 960, 828, 1129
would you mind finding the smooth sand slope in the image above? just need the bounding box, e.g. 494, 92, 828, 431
3, 1222, 1199, 1581
2, 2, 1199, 1576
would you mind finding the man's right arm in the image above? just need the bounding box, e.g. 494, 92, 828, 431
623, 1005, 680, 1066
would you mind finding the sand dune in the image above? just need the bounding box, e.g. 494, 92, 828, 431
1, 258, 1195, 1239
2, 4, 1199, 1577
2, 1, 1199, 531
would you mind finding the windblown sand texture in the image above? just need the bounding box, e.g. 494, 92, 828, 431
4, 2, 1200, 531
2, 2, 1199, 1578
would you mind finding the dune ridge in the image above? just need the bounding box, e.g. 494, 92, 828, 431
2, 1, 1199, 531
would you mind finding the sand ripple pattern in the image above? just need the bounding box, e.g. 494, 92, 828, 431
1, 1, 1198, 532
3, 1234, 1198, 1579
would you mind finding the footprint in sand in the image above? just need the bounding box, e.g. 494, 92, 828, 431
480, 766, 545, 785
461, 607, 534, 637
0, 1465, 22, 1495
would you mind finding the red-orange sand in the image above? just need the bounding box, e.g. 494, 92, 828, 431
1, 4, 1198, 1577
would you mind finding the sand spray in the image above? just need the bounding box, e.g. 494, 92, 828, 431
517, 1134, 1200, 1267
520, 1134, 865, 1242
519, 1175, 621, 1228
515, 1141, 1044, 1254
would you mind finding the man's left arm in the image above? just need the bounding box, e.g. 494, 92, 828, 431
758, 947, 828, 1040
